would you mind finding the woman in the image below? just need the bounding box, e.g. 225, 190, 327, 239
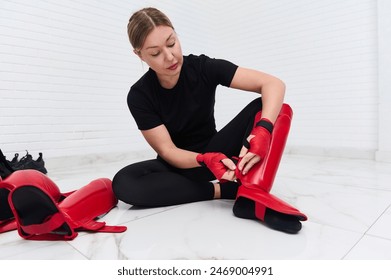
113, 7, 306, 233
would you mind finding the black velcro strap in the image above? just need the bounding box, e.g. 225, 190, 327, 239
255, 119, 274, 134
242, 139, 250, 149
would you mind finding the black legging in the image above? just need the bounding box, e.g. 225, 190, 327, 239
112, 98, 262, 207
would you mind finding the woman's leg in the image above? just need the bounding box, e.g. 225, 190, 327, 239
206, 99, 305, 233
205, 98, 262, 157
201, 98, 262, 199
113, 98, 263, 207
231, 103, 306, 233
112, 159, 215, 207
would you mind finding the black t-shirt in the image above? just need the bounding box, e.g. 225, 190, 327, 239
127, 54, 238, 152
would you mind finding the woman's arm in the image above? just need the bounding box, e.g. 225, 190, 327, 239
229, 67, 286, 174
141, 124, 199, 169
229, 67, 285, 123
141, 125, 236, 181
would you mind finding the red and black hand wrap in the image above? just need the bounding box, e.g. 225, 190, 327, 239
196, 152, 229, 182
243, 118, 274, 159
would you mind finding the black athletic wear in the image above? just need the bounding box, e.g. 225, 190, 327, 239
128, 54, 238, 151
113, 54, 262, 207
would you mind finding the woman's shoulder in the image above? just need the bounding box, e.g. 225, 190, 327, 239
127, 70, 156, 105
130, 69, 155, 92
184, 54, 238, 87
183, 54, 215, 73
185, 53, 211, 63
184, 54, 234, 69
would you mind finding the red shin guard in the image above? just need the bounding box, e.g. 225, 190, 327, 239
0, 219, 16, 233
235, 104, 307, 222
0, 183, 17, 233
8, 171, 126, 240
1, 170, 73, 233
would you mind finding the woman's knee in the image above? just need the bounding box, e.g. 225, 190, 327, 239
112, 167, 143, 205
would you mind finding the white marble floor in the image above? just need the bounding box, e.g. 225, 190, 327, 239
1, 154, 391, 260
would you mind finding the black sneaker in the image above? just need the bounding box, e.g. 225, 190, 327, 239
8, 153, 19, 166
33, 152, 48, 174
0, 150, 15, 179
11, 151, 48, 174
11, 151, 33, 170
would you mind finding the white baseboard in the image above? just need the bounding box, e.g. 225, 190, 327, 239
45, 149, 156, 171
43, 146, 389, 173
285, 146, 376, 160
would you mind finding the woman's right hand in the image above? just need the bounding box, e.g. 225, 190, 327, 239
196, 152, 236, 182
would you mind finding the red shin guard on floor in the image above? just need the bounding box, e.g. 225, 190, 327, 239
235, 104, 307, 221
0, 183, 17, 233
0, 219, 16, 233
8, 171, 126, 240
1, 170, 73, 233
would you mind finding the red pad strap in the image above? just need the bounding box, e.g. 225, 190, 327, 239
21, 215, 127, 235
24, 231, 78, 241
80, 220, 127, 233
95, 225, 127, 233
20, 212, 65, 235
0, 219, 17, 233
255, 204, 267, 221
236, 186, 307, 221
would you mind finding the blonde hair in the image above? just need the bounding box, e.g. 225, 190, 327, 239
127, 7, 174, 51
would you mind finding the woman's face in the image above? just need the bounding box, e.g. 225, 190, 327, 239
136, 25, 183, 83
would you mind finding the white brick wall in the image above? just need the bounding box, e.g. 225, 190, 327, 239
0, 0, 145, 159
377, 0, 391, 161
212, 0, 379, 159
0, 0, 386, 164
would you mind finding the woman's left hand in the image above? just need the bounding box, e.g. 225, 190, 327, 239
237, 135, 261, 175
237, 127, 271, 174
